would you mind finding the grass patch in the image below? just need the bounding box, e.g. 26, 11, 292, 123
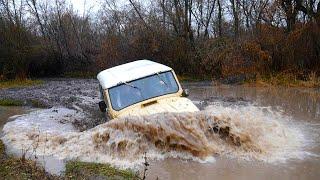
0, 99, 24, 106
29, 99, 47, 108
63, 71, 96, 78
1, 140, 140, 179
177, 74, 211, 82
0, 140, 58, 180
0, 99, 48, 108
0, 79, 43, 89
245, 72, 320, 88
65, 161, 138, 180
0, 140, 5, 158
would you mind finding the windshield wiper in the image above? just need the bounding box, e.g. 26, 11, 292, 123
122, 82, 141, 90
156, 73, 168, 87
122, 82, 144, 98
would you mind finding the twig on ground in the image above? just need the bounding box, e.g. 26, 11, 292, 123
142, 152, 149, 180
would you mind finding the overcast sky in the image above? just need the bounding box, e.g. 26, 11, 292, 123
69, 0, 133, 14
69, 0, 101, 14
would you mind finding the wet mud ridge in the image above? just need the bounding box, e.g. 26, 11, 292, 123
0, 79, 104, 130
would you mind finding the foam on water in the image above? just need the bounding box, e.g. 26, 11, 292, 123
1, 104, 311, 170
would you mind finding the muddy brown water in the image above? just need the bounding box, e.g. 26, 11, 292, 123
1, 84, 320, 179
146, 84, 320, 180
0, 106, 28, 129
0, 106, 66, 175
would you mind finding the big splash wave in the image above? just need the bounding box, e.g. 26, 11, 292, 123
1, 104, 308, 169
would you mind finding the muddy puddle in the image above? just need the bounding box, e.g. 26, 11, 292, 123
0, 106, 29, 129
145, 84, 320, 180
1, 82, 320, 179
0, 106, 67, 174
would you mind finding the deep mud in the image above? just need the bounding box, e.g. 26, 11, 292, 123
0, 79, 103, 130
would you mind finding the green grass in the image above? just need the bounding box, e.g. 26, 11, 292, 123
0, 99, 49, 108
0, 140, 58, 180
30, 99, 47, 108
0, 99, 24, 106
0, 79, 43, 89
65, 161, 138, 180
1, 140, 139, 179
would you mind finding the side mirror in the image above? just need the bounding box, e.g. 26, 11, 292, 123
182, 89, 189, 97
98, 101, 107, 112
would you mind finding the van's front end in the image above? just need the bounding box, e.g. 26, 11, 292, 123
97, 60, 199, 119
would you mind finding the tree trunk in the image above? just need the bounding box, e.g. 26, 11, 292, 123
281, 0, 298, 32
230, 0, 239, 39
217, 0, 223, 37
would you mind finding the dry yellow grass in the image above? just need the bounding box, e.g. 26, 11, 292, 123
245, 72, 320, 88
0, 79, 43, 89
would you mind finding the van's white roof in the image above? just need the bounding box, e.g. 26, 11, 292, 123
97, 60, 172, 89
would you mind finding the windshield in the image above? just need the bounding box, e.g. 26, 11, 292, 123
108, 71, 179, 111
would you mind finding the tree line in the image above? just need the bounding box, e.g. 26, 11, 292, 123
0, 0, 319, 80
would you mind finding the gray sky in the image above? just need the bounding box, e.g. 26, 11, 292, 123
69, 0, 101, 14
69, 0, 132, 14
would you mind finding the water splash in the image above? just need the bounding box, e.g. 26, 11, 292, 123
1, 104, 309, 169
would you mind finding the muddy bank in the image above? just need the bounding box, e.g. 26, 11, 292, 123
0, 139, 137, 179
0, 79, 104, 130
0, 139, 58, 179
0, 79, 99, 108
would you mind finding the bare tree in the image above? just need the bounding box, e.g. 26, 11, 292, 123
230, 0, 240, 39
217, 0, 223, 37
280, 0, 299, 32
191, 0, 216, 38
295, 0, 320, 26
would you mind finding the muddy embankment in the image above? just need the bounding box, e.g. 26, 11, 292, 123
0, 79, 104, 130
